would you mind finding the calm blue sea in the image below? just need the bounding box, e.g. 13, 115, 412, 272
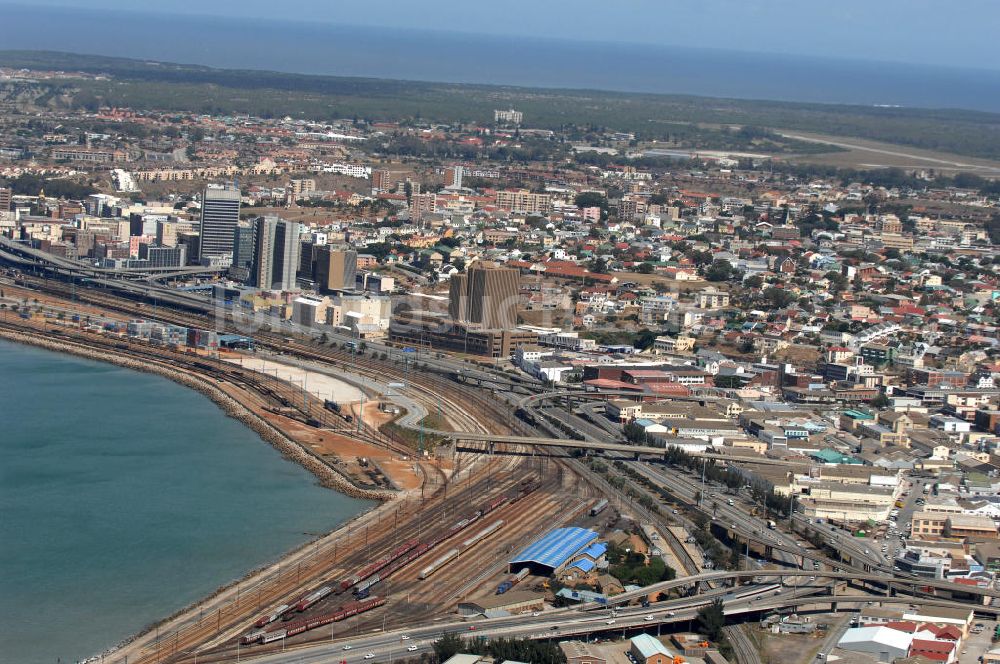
2, 4, 1000, 112
0, 340, 371, 664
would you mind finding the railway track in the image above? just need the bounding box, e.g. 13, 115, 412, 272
2, 279, 599, 664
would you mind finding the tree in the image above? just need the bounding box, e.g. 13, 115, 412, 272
705, 259, 734, 282
637, 262, 655, 274
432, 633, 466, 662
763, 287, 796, 308
574, 191, 608, 210
633, 328, 658, 351
697, 597, 727, 641
624, 421, 646, 444
714, 374, 744, 389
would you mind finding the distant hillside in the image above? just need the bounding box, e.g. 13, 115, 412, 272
3, 50, 1000, 161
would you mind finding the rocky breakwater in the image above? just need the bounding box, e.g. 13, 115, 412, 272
0, 327, 396, 502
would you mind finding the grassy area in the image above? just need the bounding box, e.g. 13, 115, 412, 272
4, 50, 1000, 160
378, 409, 449, 451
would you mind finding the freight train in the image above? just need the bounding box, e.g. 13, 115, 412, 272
338, 539, 420, 591
241, 597, 386, 645
240, 480, 536, 638
253, 604, 291, 628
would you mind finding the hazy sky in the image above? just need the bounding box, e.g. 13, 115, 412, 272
5, 0, 997, 70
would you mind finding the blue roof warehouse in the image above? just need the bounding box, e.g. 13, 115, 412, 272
508, 527, 599, 575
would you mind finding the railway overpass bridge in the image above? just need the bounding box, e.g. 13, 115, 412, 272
444, 429, 803, 467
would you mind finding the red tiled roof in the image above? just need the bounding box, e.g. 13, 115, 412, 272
909, 639, 955, 661
647, 382, 693, 396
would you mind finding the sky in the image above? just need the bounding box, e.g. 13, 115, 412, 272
5, 0, 998, 71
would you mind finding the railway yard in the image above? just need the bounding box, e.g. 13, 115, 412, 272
0, 271, 614, 664
4, 265, 1000, 664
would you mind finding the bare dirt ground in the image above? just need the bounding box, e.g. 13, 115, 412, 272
756, 624, 830, 664
265, 411, 426, 492
779, 131, 1000, 176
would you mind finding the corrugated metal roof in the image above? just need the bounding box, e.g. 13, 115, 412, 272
569, 558, 595, 573
631, 633, 673, 659
510, 527, 598, 570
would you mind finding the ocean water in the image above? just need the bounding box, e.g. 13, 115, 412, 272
0, 340, 372, 664
2, 5, 1000, 112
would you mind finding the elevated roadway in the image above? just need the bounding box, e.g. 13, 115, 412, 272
239, 582, 998, 664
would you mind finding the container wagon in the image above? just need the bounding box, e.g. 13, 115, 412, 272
353, 575, 380, 596
253, 604, 291, 628
482, 495, 508, 515
248, 597, 386, 644
418, 549, 460, 580
339, 539, 419, 591
261, 630, 286, 644
293, 585, 333, 612
590, 498, 609, 517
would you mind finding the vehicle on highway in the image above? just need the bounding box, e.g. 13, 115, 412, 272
532, 612, 539, 617
606, 619, 616, 625
401, 635, 410, 640
408, 645, 419, 652
343, 645, 352, 650
364, 653, 375, 660
645, 615, 654, 621
667, 611, 676, 617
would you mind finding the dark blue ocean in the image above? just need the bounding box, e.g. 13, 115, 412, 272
0, 340, 372, 664
2, 4, 1000, 112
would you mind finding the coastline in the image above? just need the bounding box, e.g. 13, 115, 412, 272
0, 326, 396, 502
0, 325, 404, 660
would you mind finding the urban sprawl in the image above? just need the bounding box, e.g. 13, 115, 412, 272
2, 80, 1000, 664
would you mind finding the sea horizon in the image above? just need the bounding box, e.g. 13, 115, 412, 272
2, 3, 1000, 113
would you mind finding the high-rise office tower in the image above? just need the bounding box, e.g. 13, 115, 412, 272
250, 216, 301, 291
232, 222, 255, 271
448, 262, 520, 329
197, 184, 241, 261
0, 186, 12, 211
315, 247, 357, 293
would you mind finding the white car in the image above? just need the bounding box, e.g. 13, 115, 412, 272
606, 619, 616, 625
645, 615, 654, 621
407, 645, 418, 652
364, 653, 376, 660
343, 645, 352, 651
401, 635, 410, 640
667, 611, 676, 617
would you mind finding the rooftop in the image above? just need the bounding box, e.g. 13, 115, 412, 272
631, 633, 674, 660
510, 527, 599, 572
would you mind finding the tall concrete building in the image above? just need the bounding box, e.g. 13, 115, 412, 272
0, 186, 11, 211
155, 220, 178, 248
448, 262, 520, 329
197, 184, 241, 262
229, 221, 255, 281
315, 247, 357, 293
250, 216, 301, 291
